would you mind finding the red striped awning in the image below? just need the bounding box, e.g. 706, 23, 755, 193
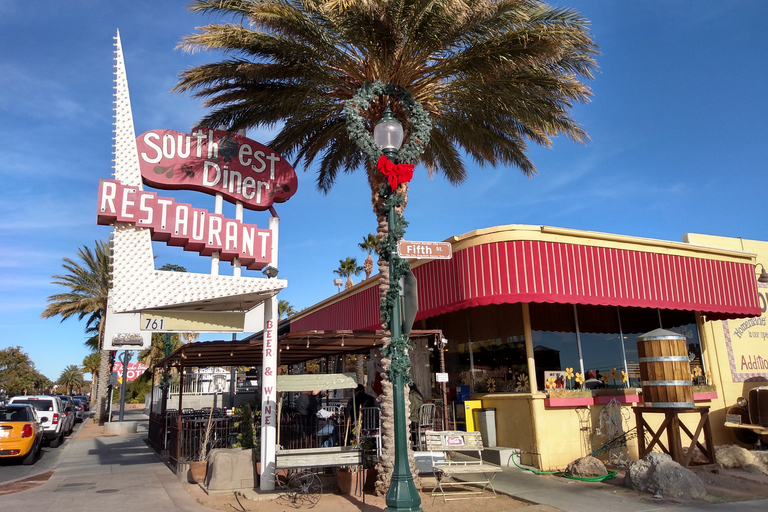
414, 240, 760, 321
290, 239, 761, 332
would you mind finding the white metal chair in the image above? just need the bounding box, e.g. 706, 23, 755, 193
359, 406, 381, 457
416, 403, 436, 450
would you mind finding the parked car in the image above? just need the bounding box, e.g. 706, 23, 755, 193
7, 395, 66, 447
56, 396, 77, 435
71, 398, 85, 422
0, 404, 43, 465
73, 395, 90, 411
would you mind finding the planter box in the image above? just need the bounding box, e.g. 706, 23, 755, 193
594, 394, 640, 405
544, 397, 594, 407
693, 391, 718, 401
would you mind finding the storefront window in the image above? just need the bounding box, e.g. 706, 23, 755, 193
531, 303, 579, 391
470, 336, 527, 393
661, 310, 704, 383
619, 307, 662, 387
577, 305, 625, 388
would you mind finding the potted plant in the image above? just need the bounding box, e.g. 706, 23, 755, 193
544, 369, 594, 407
189, 408, 215, 484
593, 368, 641, 404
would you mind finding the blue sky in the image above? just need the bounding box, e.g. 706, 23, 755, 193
1, 1, 766, 382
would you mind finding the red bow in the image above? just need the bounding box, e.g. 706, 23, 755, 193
377, 155, 414, 190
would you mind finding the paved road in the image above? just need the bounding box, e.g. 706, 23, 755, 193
0, 414, 89, 484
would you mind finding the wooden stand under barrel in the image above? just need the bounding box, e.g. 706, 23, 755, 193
632, 329, 718, 471
633, 405, 718, 471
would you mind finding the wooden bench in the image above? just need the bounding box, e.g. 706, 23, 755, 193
276, 445, 363, 470
423, 430, 502, 501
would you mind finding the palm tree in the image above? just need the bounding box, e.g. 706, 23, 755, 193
82, 352, 100, 389
58, 365, 85, 395
334, 257, 364, 290
41, 240, 111, 423
359, 234, 380, 280
278, 300, 296, 320
175, 0, 597, 492
139, 333, 185, 368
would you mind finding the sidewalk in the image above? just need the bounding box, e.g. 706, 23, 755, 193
2, 410, 767, 512
0, 409, 209, 512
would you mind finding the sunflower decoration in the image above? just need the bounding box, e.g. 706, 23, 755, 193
564, 367, 575, 389
486, 377, 497, 393
546, 376, 557, 389
575, 372, 585, 386
516, 374, 530, 392
601, 372, 611, 385
620, 370, 628, 385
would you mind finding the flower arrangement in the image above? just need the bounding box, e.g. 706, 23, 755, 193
547, 367, 591, 398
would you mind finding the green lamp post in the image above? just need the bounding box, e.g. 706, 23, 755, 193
373, 106, 422, 512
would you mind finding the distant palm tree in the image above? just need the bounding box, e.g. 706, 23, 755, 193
41, 240, 111, 423
82, 352, 100, 384
140, 334, 184, 368
58, 365, 85, 395
334, 257, 364, 290
278, 300, 296, 320
358, 234, 380, 280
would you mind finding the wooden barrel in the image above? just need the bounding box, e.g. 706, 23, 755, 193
637, 328, 694, 407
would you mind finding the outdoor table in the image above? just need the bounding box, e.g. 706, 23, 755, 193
632, 405, 717, 470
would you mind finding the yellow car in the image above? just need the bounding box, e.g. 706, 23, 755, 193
0, 404, 43, 465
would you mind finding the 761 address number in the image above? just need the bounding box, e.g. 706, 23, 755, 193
143, 318, 165, 330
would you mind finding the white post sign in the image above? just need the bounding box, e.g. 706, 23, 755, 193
260, 294, 278, 490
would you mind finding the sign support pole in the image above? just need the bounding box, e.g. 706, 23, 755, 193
260, 214, 280, 491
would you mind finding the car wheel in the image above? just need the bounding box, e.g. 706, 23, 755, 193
22, 447, 37, 465
49, 433, 61, 448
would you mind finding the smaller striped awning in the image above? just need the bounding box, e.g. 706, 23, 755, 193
290, 229, 761, 333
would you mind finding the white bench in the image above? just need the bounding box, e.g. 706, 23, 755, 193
423, 430, 502, 501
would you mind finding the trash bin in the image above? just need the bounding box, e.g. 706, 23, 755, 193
473, 408, 497, 447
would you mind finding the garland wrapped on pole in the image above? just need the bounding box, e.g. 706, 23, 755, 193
345, 81, 430, 510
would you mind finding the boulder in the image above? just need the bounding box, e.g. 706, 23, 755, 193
716, 444, 768, 475
566, 456, 608, 477
206, 448, 256, 491
624, 453, 706, 500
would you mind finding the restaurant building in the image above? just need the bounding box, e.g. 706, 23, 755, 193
287, 224, 767, 470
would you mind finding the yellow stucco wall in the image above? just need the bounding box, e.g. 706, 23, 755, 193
685, 234, 768, 445
475, 393, 727, 471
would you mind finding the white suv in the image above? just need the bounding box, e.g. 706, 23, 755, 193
9, 395, 68, 447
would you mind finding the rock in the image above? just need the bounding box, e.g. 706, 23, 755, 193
716, 444, 754, 468
716, 445, 768, 475
566, 456, 608, 477
206, 447, 256, 491
624, 453, 706, 500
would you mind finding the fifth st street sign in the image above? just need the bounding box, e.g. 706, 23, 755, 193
397, 240, 453, 260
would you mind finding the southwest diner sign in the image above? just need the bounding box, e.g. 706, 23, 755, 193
136, 128, 297, 210
97, 128, 298, 270
97, 179, 272, 270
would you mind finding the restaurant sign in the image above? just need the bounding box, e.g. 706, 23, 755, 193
136, 128, 297, 211
723, 283, 768, 382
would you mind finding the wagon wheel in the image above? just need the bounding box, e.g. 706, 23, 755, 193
287, 471, 322, 506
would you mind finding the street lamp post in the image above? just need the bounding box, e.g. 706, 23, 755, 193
374, 106, 422, 512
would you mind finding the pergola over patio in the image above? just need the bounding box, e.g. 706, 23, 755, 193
154, 329, 443, 369
148, 328, 443, 473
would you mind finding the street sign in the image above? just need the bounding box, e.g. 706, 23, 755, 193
397, 240, 452, 260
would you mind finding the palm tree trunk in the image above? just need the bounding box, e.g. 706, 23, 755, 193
367, 170, 420, 494
96, 314, 111, 424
